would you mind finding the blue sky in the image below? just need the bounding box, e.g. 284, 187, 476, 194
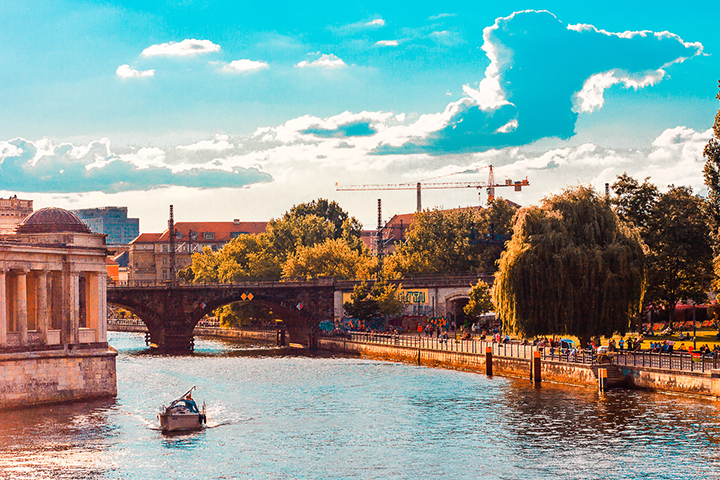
1, 1, 718, 230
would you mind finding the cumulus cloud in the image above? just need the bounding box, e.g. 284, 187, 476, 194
295, 54, 346, 68
141, 39, 221, 57
0, 137, 269, 193
222, 59, 269, 73
376, 40, 399, 47
374, 10, 702, 155
116, 64, 155, 78
366, 19, 385, 27
177, 134, 234, 152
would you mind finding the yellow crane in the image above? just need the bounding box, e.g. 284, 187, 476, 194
336, 165, 529, 212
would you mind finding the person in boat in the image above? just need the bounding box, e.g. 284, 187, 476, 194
182, 393, 199, 413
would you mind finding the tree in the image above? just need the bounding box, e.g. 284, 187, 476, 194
383, 199, 516, 277
493, 186, 646, 346
282, 238, 378, 280
343, 280, 403, 322
283, 199, 364, 250
463, 280, 494, 318
703, 81, 720, 251
644, 186, 713, 319
611, 173, 659, 232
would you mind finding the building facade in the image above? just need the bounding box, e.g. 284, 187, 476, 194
128, 220, 268, 282
0, 207, 117, 409
0, 196, 33, 234
71, 206, 140, 245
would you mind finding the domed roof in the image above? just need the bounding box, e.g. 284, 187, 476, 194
16, 207, 91, 234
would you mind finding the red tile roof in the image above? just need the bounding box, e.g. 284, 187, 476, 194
129, 233, 163, 244
158, 222, 268, 243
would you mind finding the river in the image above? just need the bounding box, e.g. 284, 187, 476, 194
1, 332, 719, 479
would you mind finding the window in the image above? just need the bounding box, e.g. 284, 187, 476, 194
176, 231, 182, 240
162, 244, 168, 252
231, 232, 242, 239
203, 232, 214, 240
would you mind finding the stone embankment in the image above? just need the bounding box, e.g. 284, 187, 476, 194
108, 320, 278, 343
318, 334, 720, 398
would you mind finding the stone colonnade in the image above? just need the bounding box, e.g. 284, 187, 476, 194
0, 266, 107, 349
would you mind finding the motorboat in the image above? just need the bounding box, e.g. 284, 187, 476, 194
158, 386, 207, 433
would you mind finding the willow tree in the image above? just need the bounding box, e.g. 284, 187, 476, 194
493, 186, 646, 346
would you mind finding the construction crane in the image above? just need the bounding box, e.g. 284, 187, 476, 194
336, 165, 529, 212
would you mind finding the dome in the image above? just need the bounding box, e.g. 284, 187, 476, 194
16, 207, 91, 234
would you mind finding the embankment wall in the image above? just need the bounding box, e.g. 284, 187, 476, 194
0, 348, 118, 410
319, 338, 720, 398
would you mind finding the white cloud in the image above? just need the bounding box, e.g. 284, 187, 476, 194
573, 69, 666, 113
222, 59, 269, 73
177, 134, 234, 152
116, 64, 155, 78
366, 19, 385, 27
376, 40, 399, 47
141, 39, 221, 57
295, 54, 346, 69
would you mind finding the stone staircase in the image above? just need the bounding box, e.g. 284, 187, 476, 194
592, 364, 627, 388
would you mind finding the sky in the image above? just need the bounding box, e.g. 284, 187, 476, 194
1, 1, 718, 232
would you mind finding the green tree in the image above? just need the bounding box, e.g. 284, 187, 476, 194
494, 186, 646, 346
644, 186, 713, 319
463, 280, 494, 318
703, 81, 720, 251
383, 199, 516, 277
282, 238, 378, 280
343, 280, 403, 321
283, 199, 363, 250
611, 173, 659, 232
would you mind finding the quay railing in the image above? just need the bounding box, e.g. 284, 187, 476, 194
342, 332, 720, 372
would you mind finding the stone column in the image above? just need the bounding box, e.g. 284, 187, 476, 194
16, 269, 28, 345
0, 268, 6, 346
61, 267, 80, 345
85, 272, 100, 343
36, 270, 49, 344
70, 272, 80, 344
98, 272, 107, 343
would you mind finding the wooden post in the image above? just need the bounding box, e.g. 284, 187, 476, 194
485, 346, 493, 376
598, 368, 608, 392
531, 350, 541, 384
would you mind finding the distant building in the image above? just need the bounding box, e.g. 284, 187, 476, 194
0, 196, 33, 234
128, 220, 268, 282
71, 207, 139, 245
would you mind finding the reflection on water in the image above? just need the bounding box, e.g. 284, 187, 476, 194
0, 331, 719, 479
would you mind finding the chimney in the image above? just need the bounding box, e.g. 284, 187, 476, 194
233, 219, 240, 225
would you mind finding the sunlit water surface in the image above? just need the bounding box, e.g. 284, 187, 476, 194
1, 332, 720, 479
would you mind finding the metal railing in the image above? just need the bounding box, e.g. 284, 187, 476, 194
342, 332, 720, 372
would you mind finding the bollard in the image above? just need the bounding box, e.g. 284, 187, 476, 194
485, 346, 493, 376
531, 350, 541, 384
598, 368, 608, 392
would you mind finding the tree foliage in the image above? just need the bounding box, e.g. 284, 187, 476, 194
463, 280, 494, 318
181, 199, 369, 283
611, 173, 659, 232
643, 185, 713, 313
383, 199, 516, 277
343, 280, 403, 321
494, 186, 646, 345
703, 81, 720, 251
282, 238, 378, 280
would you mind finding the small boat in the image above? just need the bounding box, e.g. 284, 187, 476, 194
158, 386, 207, 433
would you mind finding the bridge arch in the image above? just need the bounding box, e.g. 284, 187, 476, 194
107, 280, 335, 352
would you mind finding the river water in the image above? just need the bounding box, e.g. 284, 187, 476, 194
1, 332, 720, 479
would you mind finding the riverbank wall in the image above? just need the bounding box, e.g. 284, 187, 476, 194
108, 324, 277, 343
0, 347, 118, 410
318, 338, 720, 398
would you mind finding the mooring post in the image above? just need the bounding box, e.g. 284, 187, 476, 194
531, 350, 541, 384
598, 368, 608, 392
485, 346, 493, 376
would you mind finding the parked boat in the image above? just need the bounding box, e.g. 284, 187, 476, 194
158, 386, 207, 433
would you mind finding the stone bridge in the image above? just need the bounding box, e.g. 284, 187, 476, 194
107, 274, 492, 352
107, 278, 335, 352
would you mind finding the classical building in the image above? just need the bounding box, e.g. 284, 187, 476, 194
0, 196, 33, 234
0, 207, 117, 409
128, 220, 268, 282
71, 206, 140, 246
